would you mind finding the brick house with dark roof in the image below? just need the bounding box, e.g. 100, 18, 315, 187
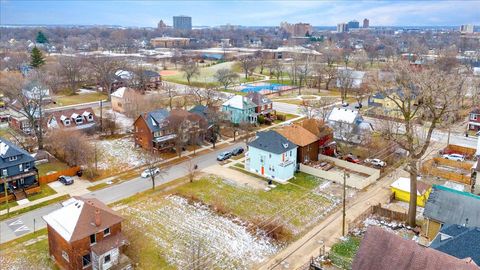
246, 92, 274, 117
43, 196, 131, 270
301, 119, 335, 156
352, 226, 479, 270
467, 107, 480, 132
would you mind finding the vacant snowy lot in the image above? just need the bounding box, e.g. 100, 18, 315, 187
94, 136, 146, 171
121, 195, 279, 269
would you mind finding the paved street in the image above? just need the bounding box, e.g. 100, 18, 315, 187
44, 100, 111, 113
0, 142, 244, 244
273, 101, 478, 148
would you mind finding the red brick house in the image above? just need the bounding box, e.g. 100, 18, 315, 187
43, 197, 131, 270
246, 92, 274, 118
46, 108, 97, 132
301, 119, 335, 156
467, 108, 480, 132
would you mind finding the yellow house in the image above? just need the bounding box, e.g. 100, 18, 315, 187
368, 92, 403, 118
390, 177, 431, 207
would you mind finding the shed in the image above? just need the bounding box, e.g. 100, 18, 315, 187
390, 177, 431, 207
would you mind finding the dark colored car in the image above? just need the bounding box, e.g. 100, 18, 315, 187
217, 151, 232, 161
231, 147, 244, 156
58, 175, 74, 185
354, 103, 363, 109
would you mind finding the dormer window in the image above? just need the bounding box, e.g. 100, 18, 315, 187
9, 156, 17, 161
83, 111, 94, 122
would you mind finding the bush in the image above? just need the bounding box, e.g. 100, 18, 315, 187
258, 115, 265, 124
277, 114, 286, 121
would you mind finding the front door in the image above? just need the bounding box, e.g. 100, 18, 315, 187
261, 166, 264, 175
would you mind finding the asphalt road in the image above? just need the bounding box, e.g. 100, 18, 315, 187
44, 100, 111, 113
0, 141, 244, 244
273, 101, 478, 148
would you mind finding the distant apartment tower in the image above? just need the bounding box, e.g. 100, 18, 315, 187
173, 15, 192, 30
157, 19, 168, 29
348, 20, 360, 29
363, 18, 369, 28
460, 24, 474, 34
337, 23, 348, 33
280, 22, 313, 36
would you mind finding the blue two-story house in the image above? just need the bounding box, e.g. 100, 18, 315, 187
0, 137, 38, 200
222, 95, 257, 124
246, 130, 297, 182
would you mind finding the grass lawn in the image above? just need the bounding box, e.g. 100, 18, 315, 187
0, 228, 58, 269
52, 92, 108, 107
37, 160, 69, 176
28, 184, 57, 201
0, 200, 18, 211
329, 236, 361, 269
0, 194, 70, 222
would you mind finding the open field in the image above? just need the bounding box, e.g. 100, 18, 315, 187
115, 173, 340, 269
50, 92, 108, 107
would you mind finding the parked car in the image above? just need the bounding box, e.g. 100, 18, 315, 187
217, 151, 232, 161
58, 175, 74, 185
442, 154, 465, 162
344, 154, 361, 164
231, 147, 244, 156
341, 102, 349, 107
365, 158, 386, 167
354, 103, 363, 109
141, 168, 161, 178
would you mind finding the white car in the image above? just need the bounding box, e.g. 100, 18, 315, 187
442, 154, 465, 162
365, 158, 386, 167
141, 168, 161, 178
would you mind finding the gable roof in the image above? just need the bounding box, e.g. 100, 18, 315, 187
47, 108, 96, 129
246, 92, 272, 106
430, 224, 480, 265
0, 137, 35, 169
247, 130, 297, 154
276, 125, 318, 147
424, 185, 480, 227
328, 107, 359, 124
43, 196, 124, 242
301, 119, 332, 139
111, 87, 133, 99
143, 109, 170, 133
189, 105, 208, 118
222, 95, 256, 110
352, 226, 479, 270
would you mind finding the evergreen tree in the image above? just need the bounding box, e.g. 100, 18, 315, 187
30, 47, 45, 68
36, 31, 48, 44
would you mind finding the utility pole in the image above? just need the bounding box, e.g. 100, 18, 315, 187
100, 100, 103, 131
342, 170, 349, 236
3, 176, 10, 217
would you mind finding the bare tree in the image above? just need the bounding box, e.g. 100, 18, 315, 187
239, 55, 257, 79
163, 83, 177, 110
299, 100, 317, 119
205, 109, 226, 149
255, 50, 268, 74
102, 111, 118, 136
296, 55, 311, 95
374, 62, 460, 226
57, 55, 85, 95
323, 64, 337, 91
271, 59, 285, 83
86, 56, 124, 97
214, 68, 239, 90
141, 152, 165, 190
181, 60, 200, 85
239, 121, 255, 142
337, 69, 354, 103
185, 160, 198, 183
46, 129, 94, 167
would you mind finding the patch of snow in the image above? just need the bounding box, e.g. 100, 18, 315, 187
94, 136, 146, 170
77, 88, 97, 94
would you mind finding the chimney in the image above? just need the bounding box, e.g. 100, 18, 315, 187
94, 209, 101, 227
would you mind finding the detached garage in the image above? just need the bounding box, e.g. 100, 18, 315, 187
390, 177, 431, 207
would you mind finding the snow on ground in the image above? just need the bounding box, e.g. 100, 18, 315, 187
94, 136, 146, 170
105, 109, 134, 133
77, 88, 97, 94
122, 195, 280, 269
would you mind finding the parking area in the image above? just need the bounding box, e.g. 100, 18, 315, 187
48, 176, 92, 196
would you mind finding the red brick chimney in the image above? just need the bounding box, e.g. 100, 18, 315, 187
94, 209, 101, 227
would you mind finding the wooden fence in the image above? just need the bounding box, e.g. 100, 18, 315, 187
444, 144, 476, 159
349, 203, 408, 229
39, 166, 81, 184
421, 159, 471, 185
432, 157, 473, 171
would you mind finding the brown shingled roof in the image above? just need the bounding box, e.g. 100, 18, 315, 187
276, 125, 318, 147
301, 118, 332, 139
352, 227, 479, 270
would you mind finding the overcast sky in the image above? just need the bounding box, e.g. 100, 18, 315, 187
1, 0, 479, 27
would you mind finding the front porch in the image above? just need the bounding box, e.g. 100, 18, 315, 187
0, 168, 40, 202
91, 233, 132, 270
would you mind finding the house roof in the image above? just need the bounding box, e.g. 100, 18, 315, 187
247, 130, 297, 154
42, 196, 124, 242
47, 108, 96, 129
301, 118, 332, 139
352, 226, 479, 270
246, 92, 272, 106
91, 232, 128, 255
143, 70, 160, 78
276, 125, 318, 147
470, 107, 480, 115
430, 224, 480, 265
0, 136, 35, 169
328, 107, 358, 124
189, 105, 208, 118
111, 87, 129, 99
424, 185, 480, 227
143, 109, 170, 133
222, 95, 256, 110
390, 177, 431, 195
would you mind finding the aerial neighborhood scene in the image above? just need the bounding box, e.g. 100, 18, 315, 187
1, 0, 480, 269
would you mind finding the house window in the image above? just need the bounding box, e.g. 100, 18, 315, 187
9, 156, 17, 161
290, 151, 292, 157
1, 169, 7, 177
82, 254, 91, 268
269, 154, 271, 158
75, 116, 83, 124
103, 227, 110, 236
87, 114, 93, 122
64, 119, 71, 126
62, 251, 69, 262
104, 254, 111, 264
19, 164, 23, 171
470, 114, 477, 121
90, 234, 96, 245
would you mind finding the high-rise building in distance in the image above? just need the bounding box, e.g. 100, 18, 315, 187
363, 18, 369, 28
337, 23, 348, 33
460, 24, 474, 34
348, 20, 360, 29
173, 15, 192, 31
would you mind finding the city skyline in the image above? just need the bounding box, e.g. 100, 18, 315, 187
1, 0, 479, 27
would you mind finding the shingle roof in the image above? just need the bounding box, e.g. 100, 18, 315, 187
246, 92, 272, 106
144, 109, 170, 133
301, 119, 332, 139
222, 95, 256, 110
430, 224, 480, 265
424, 185, 480, 227
247, 130, 297, 154
47, 107, 96, 129
276, 125, 318, 147
0, 137, 35, 169
43, 196, 124, 242
352, 226, 479, 270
